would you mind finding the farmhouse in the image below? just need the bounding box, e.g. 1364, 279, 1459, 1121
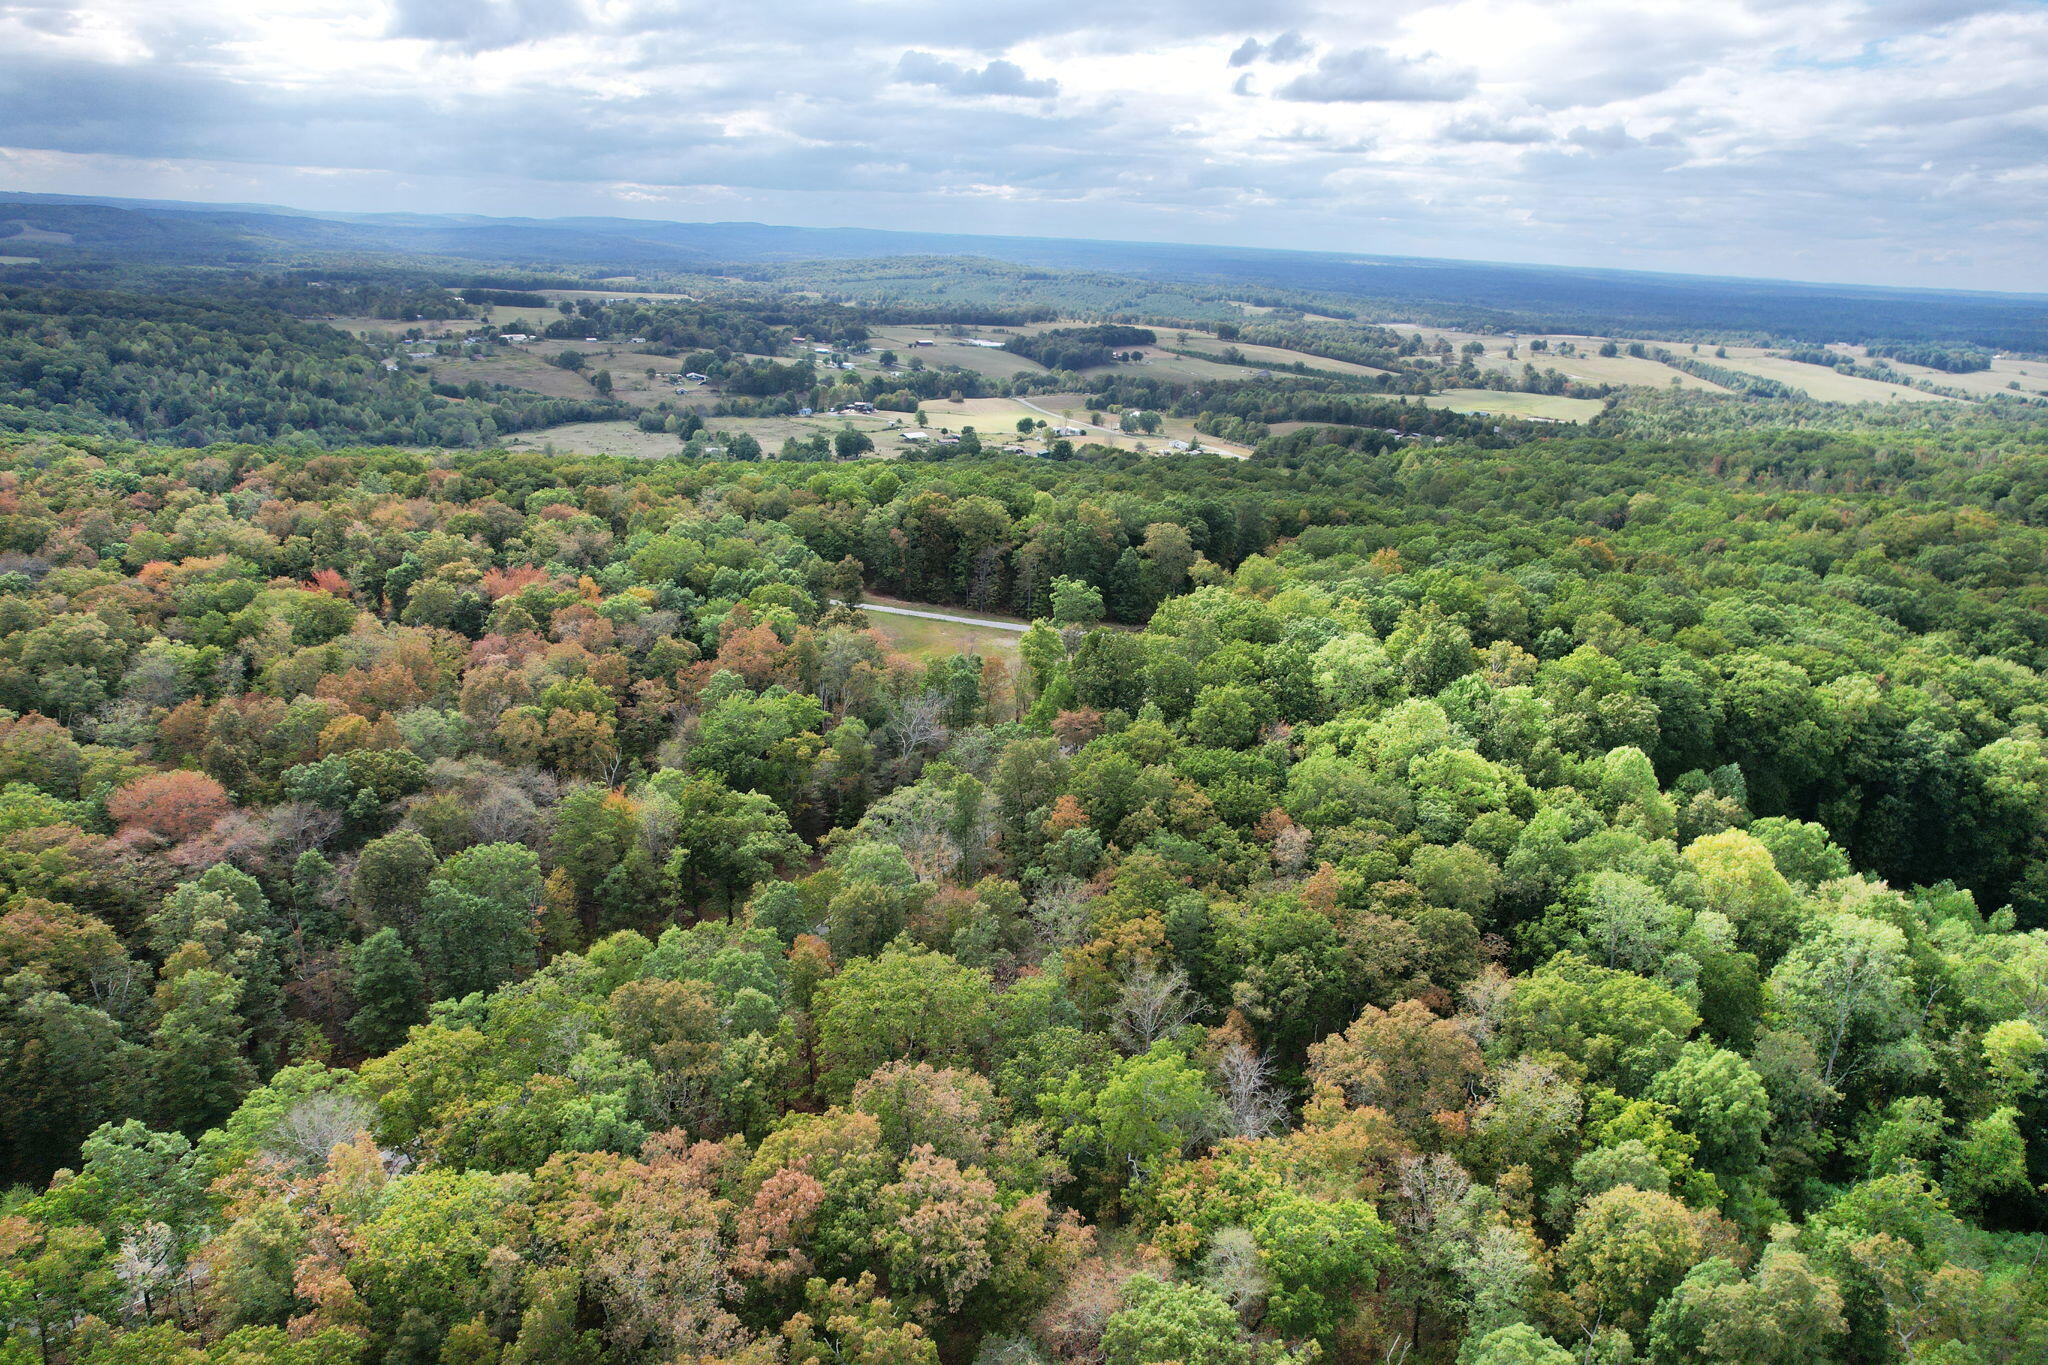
898, 430, 931, 443
1053, 425, 1088, 437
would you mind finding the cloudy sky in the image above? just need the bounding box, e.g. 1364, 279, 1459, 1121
3, 0, 2046, 290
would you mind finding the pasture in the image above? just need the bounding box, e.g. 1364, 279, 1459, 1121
1712, 350, 1956, 404
1391, 324, 1723, 391
1422, 389, 1608, 421
1833, 347, 2048, 400
502, 407, 913, 460
928, 394, 1253, 457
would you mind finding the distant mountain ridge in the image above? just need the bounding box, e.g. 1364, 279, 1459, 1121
4, 190, 2045, 348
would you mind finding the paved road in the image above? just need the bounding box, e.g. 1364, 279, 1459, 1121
838, 600, 1030, 633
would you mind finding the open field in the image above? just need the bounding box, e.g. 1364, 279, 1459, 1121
1422, 389, 1609, 421
328, 314, 477, 337
861, 324, 1050, 380
499, 421, 681, 458
1088, 348, 1250, 383
1833, 347, 2048, 400
930, 393, 1253, 457
543, 288, 695, 304
1393, 325, 1725, 391
854, 595, 1026, 661
0, 256, 38, 266
418, 349, 601, 401
502, 407, 914, 459
1174, 340, 1393, 379
1712, 349, 1958, 404
1518, 345, 1726, 391
418, 344, 688, 407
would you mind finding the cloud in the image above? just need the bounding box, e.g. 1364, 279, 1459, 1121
1229, 30, 1312, 66
1568, 123, 1637, 152
1266, 30, 1313, 62
1442, 113, 1554, 145
0, 0, 2045, 289
1278, 46, 1475, 102
894, 51, 1059, 98
387, 0, 586, 52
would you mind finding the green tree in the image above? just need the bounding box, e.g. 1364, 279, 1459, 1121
416, 844, 542, 999
813, 945, 996, 1099
148, 945, 258, 1135
1251, 1192, 1396, 1342
348, 928, 426, 1053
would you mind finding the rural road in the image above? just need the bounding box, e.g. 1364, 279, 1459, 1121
837, 600, 1030, 633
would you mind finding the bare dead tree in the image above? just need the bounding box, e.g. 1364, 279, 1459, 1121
264, 1091, 376, 1171
1112, 963, 1199, 1053
1216, 1039, 1287, 1139
885, 688, 950, 759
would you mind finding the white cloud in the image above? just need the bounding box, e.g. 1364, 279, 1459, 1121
1278, 46, 1476, 102
894, 50, 1060, 97
0, 0, 2041, 288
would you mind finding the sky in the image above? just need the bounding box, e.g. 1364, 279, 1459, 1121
2, 1, 2046, 291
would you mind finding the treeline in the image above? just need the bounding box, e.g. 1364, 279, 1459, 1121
1005, 324, 1159, 371
460, 288, 548, 309
1867, 340, 1995, 373
0, 285, 629, 447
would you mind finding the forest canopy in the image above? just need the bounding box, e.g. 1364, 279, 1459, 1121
0, 417, 2042, 1364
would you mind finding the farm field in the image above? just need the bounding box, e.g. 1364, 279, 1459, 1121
543, 287, 695, 304
1089, 348, 1251, 383
1395, 324, 1724, 391
503, 407, 915, 459
325, 304, 552, 337
1713, 349, 1957, 404
1421, 389, 1609, 421
862, 325, 1049, 380
419, 345, 686, 407
1518, 345, 1725, 391
929, 394, 1253, 457
499, 421, 680, 458
1176, 339, 1393, 379
1833, 347, 2048, 399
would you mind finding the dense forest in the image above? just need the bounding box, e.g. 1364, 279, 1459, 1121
0, 402, 2043, 1365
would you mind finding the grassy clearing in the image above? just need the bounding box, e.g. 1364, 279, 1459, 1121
0, 256, 39, 266
856, 596, 1024, 661
419, 345, 692, 408
1714, 350, 1957, 404
1835, 347, 2048, 400
1392, 325, 1724, 391
1174, 339, 1393, 379
862, 325, 1049, 380
1422, 390, 1608, 422
931, 394, 1252, 457
499, 421, 682, 458
503, 408, 915, 460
